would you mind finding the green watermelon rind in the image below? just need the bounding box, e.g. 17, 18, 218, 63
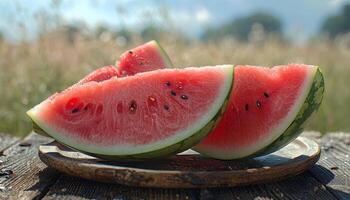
28, 65, 234, 160
250, 67, 325, 157
32, 120, 50, 137
151, 40, 173, 68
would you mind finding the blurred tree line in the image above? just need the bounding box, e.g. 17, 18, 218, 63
66, 3, 350, 44
321, 4, 350, 38
202, 12, 282, 41
1, 3, 350, 43
202, 3, 350, 42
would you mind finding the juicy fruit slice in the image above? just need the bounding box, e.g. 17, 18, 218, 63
32, 65, 120, 137
77, 65, 119, 84
27, 65, 233, 160
32, 39, 171, 137
194, 64, 324, 160
116, 40, 173, 76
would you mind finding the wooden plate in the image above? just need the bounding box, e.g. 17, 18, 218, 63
38, 136, 320, 188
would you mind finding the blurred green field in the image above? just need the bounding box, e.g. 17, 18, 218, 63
1, 32, 350, 137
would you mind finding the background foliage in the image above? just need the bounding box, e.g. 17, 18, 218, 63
1, 2, 350, 136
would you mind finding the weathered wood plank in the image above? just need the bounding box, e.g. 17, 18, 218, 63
42, 175, 198, 200
309, 132, 350, 200
1, 131, 347, 200
38, 137, 320, 188
40, 133, 331, 200
196, 132, 338, 200
0, 132, 61, 200
199, 172, 337, 200
0, 133, 20, 153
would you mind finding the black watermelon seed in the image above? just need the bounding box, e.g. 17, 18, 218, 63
180, 95, 188, 100
264, 92, 269, 98
129, 100, 137, 113
72, 108, 79, 113
245, 104, 249, 111
164, 105, 169, 110
128, 50, 133, 54
165, 81, 171, 86
139, 62, 144, 65
256, 100, 262, 108
170, 90, 176, 96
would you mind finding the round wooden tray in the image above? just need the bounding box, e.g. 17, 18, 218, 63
38, 136, 320, 188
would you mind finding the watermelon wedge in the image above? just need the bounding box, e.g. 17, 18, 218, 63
32, 41, 172, 138
116, 40, 173, 76
77, 65, 119, 84
193, 64, 324, 159
31, 65, 120, 137
27, 65, 233, 160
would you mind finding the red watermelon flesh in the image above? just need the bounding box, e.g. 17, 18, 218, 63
74, 40, 172, 85
194, 64, 323, 159
46, 66, 119, 103
77, 65, 119, 84
34, 41, 172, 139
116, 40, 172, 76
27, 65, 233, 159
69, 40, 172, 85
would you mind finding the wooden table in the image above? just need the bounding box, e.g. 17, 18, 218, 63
0, 132, 349, 200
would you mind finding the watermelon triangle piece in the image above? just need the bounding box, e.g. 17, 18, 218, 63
77, 65, 119, 84
27, 65, 233, 160
32, 41, 172, 138
32, 66, 120, 137
193, 64, 325, 159
116, 40, 173, 76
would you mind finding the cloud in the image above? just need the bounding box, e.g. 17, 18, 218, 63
329, 0, 346, 7
195, 7, 211, 24
61, 1, 98, 24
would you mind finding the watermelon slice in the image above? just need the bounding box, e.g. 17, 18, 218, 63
193, 64, 324, 159
32, 41, 172, 138
77, 65, 119, 84
32, 66, 120, 137
116, 40, 173, 76
27, 65, 233, 160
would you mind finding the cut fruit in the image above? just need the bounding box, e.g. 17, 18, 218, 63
27, 65, 233, 160
32, 39, 173, 137
32, 65, 120, 137
116, 40, 173, 76
194, 64, 324, 160
77, 65, 119, 84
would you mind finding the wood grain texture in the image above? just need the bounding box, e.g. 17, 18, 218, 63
197, 132, 339, 200
309, 132, 350, 200
43, 175, 198, 200
199, 174, 337, 200
0, 131, 348, 200
0, 133, 61, 200
0, 133, 19, 153
38, 137, 320, 188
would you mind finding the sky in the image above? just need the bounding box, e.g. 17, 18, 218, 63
0, 0, 350, 42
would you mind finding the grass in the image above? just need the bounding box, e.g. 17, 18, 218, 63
0, 32, 350, 137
